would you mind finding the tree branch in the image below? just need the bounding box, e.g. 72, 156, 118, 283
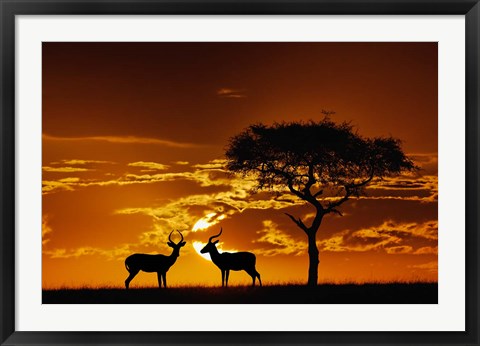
325, 167, 375, 215
325, 187, 351, 213
350, 166, 375, 189
303, 163, 316, 193
286, 179, 305, 200
284, 213, 309, 232
330, 208, 343, 217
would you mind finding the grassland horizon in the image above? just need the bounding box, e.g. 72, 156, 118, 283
43, 282, 438, 304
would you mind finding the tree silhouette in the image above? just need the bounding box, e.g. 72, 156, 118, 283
225, 117, 417, 286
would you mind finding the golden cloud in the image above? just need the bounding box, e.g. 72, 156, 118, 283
42, 166, 92, 172
43, 133, 204, 148
192, 159, 227, 169
52, 159, 114, 165
365, 174, 437, 203
319, 220, 438, 255
42, 158, 438, 211
414, 246, 438, 255
128, 161, 170, 171
42, 215, 53, 246
409, 153, 438, 174
42, 180, 76, 193
253, 220, 307, 256
43, 227, 189, 261
114, 185, 296, 234
409, 261, 438, 272
44, 246, 132, 260
385, 245, 414, 254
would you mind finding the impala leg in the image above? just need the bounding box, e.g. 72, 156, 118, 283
226, 270, 230, 287
221, 270, 225, 287
125, 270, 139, 290
246, 269, 256, 287
162, 273, 167, 288
156, 272, 163, 288
225, 270, 230, 287
247, 268, 261, 287
256, 271, 262, 287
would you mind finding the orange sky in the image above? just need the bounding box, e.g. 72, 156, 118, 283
42, 42, 438, 288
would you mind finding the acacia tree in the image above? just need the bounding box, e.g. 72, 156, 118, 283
225, 118, 417, 286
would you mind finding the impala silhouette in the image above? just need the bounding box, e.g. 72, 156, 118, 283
124, 230, 186, 289
201, 228, 262, 287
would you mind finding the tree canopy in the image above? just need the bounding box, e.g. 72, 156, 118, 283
226, 118, 417, 217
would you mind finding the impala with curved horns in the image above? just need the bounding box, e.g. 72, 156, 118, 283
124, 230, 186, 289
201, 228, 262, 287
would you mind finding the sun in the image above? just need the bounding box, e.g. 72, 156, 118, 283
192, 218, 212, 232
191, 212, 229, 260
191, 212, 226, 232
192, 241, 212, 261
192, 240, 239, 261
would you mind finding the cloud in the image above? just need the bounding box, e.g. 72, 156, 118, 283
385, 245, 414, 254
121, 170, 239, 188
43, 160, 115, 176
216, 88, 247, 98
44, 245, 132, 260
42, 158, 437, 261
409, 153, 438, 174
42, 180, 76, 193
409, 261, 438, 272
51, 159, 114, 165
42, 166, 92, 172
319, 220, 438, 254
42, 215, 53, 245
173, 161, 189, 165
192, 159, 227, 169
351, 220, 438, 241
41, 157, 437, 211
114, 183, 299, 236
43, 133, 203, 148
137, 228, 185, 248
414, 246, 438, 255
364, 175, 437, 203
41, 159, 261, 196
253, 220, 306, 256
43, 228, 187, 261
128, 161, 170, 171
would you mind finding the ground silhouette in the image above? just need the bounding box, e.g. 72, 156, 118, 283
43, 282, 437, 304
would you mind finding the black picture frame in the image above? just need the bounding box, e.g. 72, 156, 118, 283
1, 1, 478, 345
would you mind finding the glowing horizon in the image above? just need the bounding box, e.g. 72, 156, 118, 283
42, 42, 438, 289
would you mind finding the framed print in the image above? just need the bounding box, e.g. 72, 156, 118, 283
1, 1, 479, 345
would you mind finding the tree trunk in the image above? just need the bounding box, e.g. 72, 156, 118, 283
307, 230, 319, 286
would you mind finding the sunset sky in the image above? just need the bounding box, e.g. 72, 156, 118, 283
42, 42, 437, 288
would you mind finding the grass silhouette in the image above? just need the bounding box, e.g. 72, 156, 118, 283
43, 282, 437, 304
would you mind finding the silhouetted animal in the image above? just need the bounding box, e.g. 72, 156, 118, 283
124, 230, 186, 289
201, 228, 261, 287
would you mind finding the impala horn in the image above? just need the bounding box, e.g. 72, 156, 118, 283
176, 230, 184, 242
208, 228, 223, 243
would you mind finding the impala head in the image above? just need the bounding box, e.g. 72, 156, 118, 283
167, 230, 186, 250
200, 228, 222, 254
